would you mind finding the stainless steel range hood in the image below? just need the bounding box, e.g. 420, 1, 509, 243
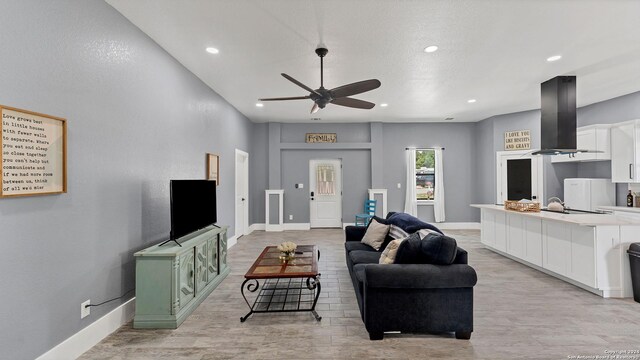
532, 76, 596, 156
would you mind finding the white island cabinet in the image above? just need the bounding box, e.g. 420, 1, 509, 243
472, 205, 637, 298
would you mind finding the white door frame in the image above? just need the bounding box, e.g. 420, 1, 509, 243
496, 150, 544, 204
235, 149, 249, 237
309, 159, 343, 228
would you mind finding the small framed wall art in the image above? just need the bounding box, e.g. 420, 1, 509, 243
1, 105, 67, 198
206, 153, 219, 185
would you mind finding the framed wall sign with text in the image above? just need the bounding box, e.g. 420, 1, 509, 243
206, 153, 220, 185
1, 105, 67, 198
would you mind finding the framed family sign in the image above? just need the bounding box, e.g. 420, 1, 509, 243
1, 105, 67, 198
206, 153, 219, 185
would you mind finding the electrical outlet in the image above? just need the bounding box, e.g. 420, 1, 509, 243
289, 215, 293, 220
397, 183, 402, 189
81, 299, 91, 319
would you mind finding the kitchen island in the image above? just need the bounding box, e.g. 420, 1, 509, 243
471, 204, 637, 298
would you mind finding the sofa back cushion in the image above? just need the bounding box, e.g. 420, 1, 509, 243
394, 232, 458, 265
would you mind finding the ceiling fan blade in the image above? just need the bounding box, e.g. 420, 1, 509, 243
310, 103, 320, 114
330, 79, 381, 99
281, 73, 321, 96
331, 97, 375, 109
259, 96, 310, 101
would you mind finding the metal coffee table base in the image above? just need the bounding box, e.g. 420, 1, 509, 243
240, 276, 322, 322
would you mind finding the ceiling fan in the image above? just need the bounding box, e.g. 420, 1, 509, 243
259, 47, 381, 114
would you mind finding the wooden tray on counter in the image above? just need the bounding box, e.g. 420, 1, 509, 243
504, 200, 541, 212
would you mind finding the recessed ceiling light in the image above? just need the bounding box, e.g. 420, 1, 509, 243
380, 103, 388, 107
424, 45, 438, 53
467, 99, 477, 103
255, 103, 263, 107
546, 55, 562, 62
206, 47, 219, 54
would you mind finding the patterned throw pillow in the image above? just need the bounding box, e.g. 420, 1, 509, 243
379, 236, 409, 264
388, 224, 409, 240
361, 218, 390, 251
417, 228, 440, 240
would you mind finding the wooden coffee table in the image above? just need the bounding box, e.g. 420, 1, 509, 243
240, 245, 321, 322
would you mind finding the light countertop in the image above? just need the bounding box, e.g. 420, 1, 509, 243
597, 206, 640, 214
471, 204, 640, 226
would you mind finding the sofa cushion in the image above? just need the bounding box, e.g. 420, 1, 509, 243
421, 233, 458, 265
393, 233, 424, 264
394, 232, 458, 265
379, 236, 409, 264
386, 212, 444, 234
345, 241, 377, 253
360, 218, 390, 251
349, 250, 381, 265
353, 263, 367, 283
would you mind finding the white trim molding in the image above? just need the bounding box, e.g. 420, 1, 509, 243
249, 223, 265, 233
342, 222, 356, 229
283, 223, 311, 231
36, 298, 135, 360
436, 222, 481, 230
265, 190, 284, 232
227, 234, 238, 249
368, 188, 388, 217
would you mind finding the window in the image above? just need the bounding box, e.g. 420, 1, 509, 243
415, 149, 435, 202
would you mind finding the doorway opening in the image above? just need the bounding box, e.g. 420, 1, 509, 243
496, 150, 544, 204
235, 149, 249, 238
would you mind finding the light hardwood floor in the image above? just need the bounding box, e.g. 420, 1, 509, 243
80, 229, 640, 359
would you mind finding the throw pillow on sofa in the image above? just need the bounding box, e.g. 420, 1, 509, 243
388, 224, 409, 240
361, 218, 390, 251
379, 235, 409, 264
393, 233, 423, 263
420, 233, 458, 265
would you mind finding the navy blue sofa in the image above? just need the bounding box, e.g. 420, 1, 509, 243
344, 212, 477, 340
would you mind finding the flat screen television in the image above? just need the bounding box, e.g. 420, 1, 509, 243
168, 180, 217, 245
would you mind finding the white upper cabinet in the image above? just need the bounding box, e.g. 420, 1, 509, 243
611, 120, 640, 183
551, 124, 611, 163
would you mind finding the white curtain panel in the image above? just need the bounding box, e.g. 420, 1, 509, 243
404, 149, 418, 216
316, 164, 335, 195
434, 148, 446, 222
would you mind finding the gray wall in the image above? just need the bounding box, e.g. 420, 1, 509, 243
0, 1, 253, 359
382, 123, 478, 222
255, 121, 480, 224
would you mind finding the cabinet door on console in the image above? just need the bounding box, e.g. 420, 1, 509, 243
175, 250, 195, 313
219, 231, 228, 272
481, 210, 496, 247
207, 236, 218, 282
494, 212, 507, 252
194, 242, 208, 293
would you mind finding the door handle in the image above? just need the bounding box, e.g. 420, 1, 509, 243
630, 163, 634, 179
310, 191, 314, 200
241, 198, 245, 201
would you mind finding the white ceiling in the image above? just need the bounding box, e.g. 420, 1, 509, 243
106, 0, 640, 123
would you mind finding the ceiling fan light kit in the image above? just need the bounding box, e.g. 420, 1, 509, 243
259, 47, 381, 114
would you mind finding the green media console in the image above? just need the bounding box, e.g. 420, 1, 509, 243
133, 225, 230, 328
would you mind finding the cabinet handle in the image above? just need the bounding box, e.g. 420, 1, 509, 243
631, 164, 634, 179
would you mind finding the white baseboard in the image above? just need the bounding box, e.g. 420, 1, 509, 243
249, 223, 265, 233
37, 298, 135, 360
342, 223, 356, 229
283, 223, 311, 231
227, 234, 238, 248
436, 222, 481, 230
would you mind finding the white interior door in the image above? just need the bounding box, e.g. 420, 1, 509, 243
496, 150, 544, 205
309, 159, 342, 228
235, 149, 249, 237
